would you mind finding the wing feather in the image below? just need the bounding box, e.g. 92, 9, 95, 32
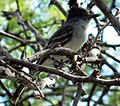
45, 24, 73, 49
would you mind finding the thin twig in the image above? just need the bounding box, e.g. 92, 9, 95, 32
0, 60, 44, 98
92, 0, 120, 32
84, 21, 110, 57
0, 80, 12, 98
73, 83, 83, 106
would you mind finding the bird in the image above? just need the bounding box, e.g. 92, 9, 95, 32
37, 7, 99, 66
11, 7, 99, 104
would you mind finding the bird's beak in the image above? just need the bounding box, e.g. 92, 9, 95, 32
89, 14, 100, 18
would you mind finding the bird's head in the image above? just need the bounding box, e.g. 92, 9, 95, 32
67, 7, 99, 21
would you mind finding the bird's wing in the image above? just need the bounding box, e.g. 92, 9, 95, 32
45, 24, 73, 49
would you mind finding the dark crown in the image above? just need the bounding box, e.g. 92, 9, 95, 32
67, 7, 99, 20
67, 7, 89, 20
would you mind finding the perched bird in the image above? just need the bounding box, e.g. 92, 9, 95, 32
38, 7, 99, 66
11, 7, 99, 104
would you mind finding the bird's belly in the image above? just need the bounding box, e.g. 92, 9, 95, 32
64, 32, 87, 52
42, 34, 87, 66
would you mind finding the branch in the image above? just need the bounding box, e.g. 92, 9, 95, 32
0, 80, 12, 98
1, 46, 120, 87
87, 84, 97, 106
92, 0, 120, 32
93, 87, 109, 106
15, 0, 20, 14
50, 0, 67, 16
60, 80, 68, 105
97, 42, 120, 50
101, 55, 118, 74
1, 57, 120, 87
2, 11, 46, 46
23, 47, 76, 63
22, 20, 46, 45
0, 31, 26, 44
102, 50, 120, 63
0, 30, 35, 45
73, 83, 83, 106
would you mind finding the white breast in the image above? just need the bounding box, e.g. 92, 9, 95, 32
64, 20, 89, 52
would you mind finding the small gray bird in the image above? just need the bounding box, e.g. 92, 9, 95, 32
38, 7, 99, 66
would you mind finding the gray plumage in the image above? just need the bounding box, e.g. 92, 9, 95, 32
39, 7, 99, 65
